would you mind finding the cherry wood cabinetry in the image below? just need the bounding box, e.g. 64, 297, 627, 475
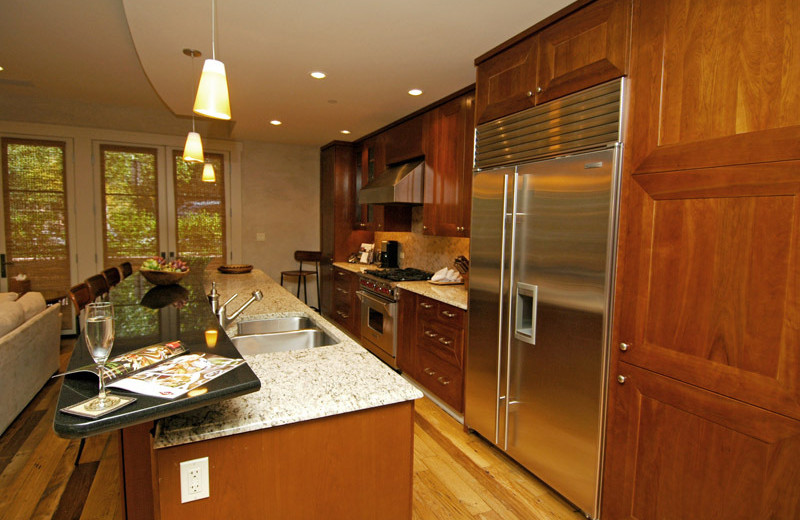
320, 143, 373, 317
331, 267, 360, 338
398, 291, 466, 412
354, 138, 412, 233
423, 91, 475, 238
602, 0, 800, 516
384, 115, 423, 166
475, 0, 631, 124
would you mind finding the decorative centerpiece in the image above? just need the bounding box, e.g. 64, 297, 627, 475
139, 257, 189, 286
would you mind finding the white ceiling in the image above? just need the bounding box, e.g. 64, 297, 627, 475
0, 0, 572, 146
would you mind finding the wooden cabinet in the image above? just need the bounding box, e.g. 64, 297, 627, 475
383, 115, 423, 165
423, 91, 475, 238
354, 138, 411, 233
320, 142, 373, 317
602, 0, 800, 516
331, 267, 360, 339
475, 0, 631, 124
398, 291, 466, 412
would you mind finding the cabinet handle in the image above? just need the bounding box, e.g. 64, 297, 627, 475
420, 302, 433, 309
535, 86, 543, 94
336, 287, 349, 295
336, 271, 345, 277
424, 330, 439, 339
526, 91, 533, 97
617, 375, 627, 384
441, 310, 456, 318
341, 313, 349, 319
423, 367, 436, 376
619, 342, 630, 352
437, 337, 453, 346
437, 376, 451, 386
423, 225, 428, 231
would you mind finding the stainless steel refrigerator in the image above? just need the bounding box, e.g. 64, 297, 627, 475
465, 80, 624, 519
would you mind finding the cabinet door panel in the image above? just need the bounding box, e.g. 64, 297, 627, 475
537, 0, 631, 104
602, 363, 800, 520
629, 0, 800, 173
475, 36, 538, 124
617, 161, 800, 420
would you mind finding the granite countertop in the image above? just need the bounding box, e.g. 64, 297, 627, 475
332, 261, 468, 310
153, 268, 422, 449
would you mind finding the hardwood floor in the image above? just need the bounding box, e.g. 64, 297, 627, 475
0, 338, 583, 520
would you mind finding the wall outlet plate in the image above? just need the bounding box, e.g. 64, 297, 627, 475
180, 456, 210, 503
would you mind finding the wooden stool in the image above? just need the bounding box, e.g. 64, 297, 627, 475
280, 251, 321, 310
85, 274, 110, 302
120, 261, 133, 278
102, 266, 121, 287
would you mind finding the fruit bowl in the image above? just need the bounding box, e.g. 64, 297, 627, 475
139, 268, 189, 286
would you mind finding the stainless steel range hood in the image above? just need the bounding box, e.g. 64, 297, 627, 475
358, 160, 424, 205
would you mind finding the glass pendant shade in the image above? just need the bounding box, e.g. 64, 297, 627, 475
202, 162, 216, 182
183, 131, 204, 163
193, 59, 231, 120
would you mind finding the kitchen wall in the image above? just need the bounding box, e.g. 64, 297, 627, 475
374, 207, 470, 274
239, 141, 320, 309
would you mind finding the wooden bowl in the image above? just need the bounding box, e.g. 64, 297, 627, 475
139, 268, 189, 286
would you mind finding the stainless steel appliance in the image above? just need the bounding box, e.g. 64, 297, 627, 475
465, 79, 625, 519
357, 268, 431, 368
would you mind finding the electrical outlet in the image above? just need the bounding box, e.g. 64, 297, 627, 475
180, 457, 210, 503
256, 232, 266, 241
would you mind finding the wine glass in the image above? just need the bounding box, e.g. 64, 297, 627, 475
84, 302, 120, 410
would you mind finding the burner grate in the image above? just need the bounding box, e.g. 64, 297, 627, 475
364, 268, 432, 282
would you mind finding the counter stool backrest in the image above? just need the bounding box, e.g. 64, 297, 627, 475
102, 266, 121, 287
85, 274, 110, 301
120, 261, 133, 278
68, 282, 92, 314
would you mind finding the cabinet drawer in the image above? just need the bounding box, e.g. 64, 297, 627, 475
418, 319, 463, 368
417, 348, 463, 412
417, 295, 465, 328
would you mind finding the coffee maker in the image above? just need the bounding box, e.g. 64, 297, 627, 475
379, 240, 399, 268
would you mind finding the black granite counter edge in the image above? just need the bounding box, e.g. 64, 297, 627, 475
52, 267, 261, 439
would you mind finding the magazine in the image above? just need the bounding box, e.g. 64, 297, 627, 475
108, 353, 244, 399
58, 340, 188, 384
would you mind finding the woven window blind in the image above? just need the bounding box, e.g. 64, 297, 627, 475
1, 138, 70, 293
101, 145, 159, 269
172, 151, 226, 269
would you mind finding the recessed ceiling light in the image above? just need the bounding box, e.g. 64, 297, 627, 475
340, 130, 351, 135
270, 120, 282, 126
310, 71, 327, 79
408, 89, 423, 96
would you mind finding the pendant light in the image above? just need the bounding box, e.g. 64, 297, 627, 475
202, 162, 216, 183
193, 0, 231, 120
182, 49, 204, 163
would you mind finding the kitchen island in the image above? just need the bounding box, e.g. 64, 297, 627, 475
125, 267, 422, 519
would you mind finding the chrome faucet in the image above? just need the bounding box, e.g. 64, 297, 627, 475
218, 290, 263, 329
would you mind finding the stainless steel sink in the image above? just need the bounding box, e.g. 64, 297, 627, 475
237, 316, 316, 336
232, 329, 338, 355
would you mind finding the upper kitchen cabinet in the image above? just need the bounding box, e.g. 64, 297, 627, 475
383, 115, 423, 166
354, 137, 412, 233
423, 90, 475, 237
474, 0, 631, 124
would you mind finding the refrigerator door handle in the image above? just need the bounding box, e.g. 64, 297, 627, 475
514, 282, 538, 345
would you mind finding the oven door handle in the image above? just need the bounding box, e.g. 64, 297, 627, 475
356, 290, 395, 313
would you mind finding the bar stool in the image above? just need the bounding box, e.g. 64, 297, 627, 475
85, 274, 110, 302
102, 266, 121, 287
280, 251, 321, 310
120, 261, 133, 278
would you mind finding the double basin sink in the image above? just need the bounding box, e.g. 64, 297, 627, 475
232, 316, 339, 355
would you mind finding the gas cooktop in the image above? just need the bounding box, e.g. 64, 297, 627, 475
363, 268, 432, 282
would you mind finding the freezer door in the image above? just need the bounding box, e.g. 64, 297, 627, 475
465, 167, 514, 445
505, 147, 619, 518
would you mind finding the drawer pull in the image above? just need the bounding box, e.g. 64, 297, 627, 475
423, 367, 436, 376
437, 337, 453, 346
424, 330, 439, 339
441, 310, 456, 318
420, 302, 433, 309
437, 376, 451, 386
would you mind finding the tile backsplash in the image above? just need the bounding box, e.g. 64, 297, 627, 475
374, 207, 470, 273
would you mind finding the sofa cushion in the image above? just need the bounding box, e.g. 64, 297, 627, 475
16, 292, 46, 321
0, 292, 18, 303
0, 301, 24, 337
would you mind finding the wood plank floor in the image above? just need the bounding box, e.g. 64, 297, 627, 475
0, 338, 584, 520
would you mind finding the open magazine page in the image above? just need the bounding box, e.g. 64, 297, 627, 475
58, 341, 188, 383
108, 353, 244, 399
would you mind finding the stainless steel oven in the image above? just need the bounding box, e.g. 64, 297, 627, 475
357, 289, 397, 368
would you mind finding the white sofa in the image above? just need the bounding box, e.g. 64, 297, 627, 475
0, 292, 61, 435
